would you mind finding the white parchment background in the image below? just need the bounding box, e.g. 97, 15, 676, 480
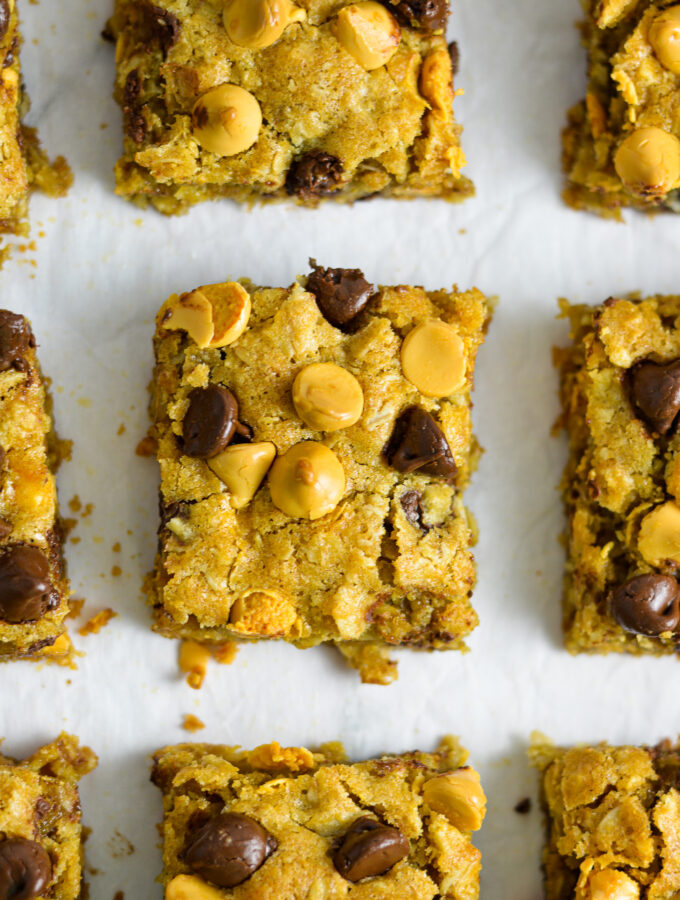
3, 0, 680, 897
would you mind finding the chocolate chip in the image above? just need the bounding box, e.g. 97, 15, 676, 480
333, 817, 409, 882
0, 1, 10, 43
630, 359, 680, 435
448, 41, 459, 76
185, 813, 277, 888
611, 574, 680, 636
285, 151, 344, 200
400, 490, 429, 531
0, 838, 52, 899
0, 545, 55, 624
182, 385, 250, 459
385, 0, 448, 31
306, 262, 374, 330
147, 4, 181, 55
0, 311, 33, 373
123, 70, 146, 144
385, 407, 456, 481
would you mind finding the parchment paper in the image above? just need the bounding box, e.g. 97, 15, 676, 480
4, 0, 680, 896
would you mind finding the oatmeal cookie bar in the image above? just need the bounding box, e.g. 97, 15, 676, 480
0, 733, 97, 900
108, 0, 471, 212
557, 294, 680, 655
531, 733, 680, 900
563, 0, 680, 217
0, 310, 73, 660
0, 1, 72, 242
152, 736, 485, 899
148, 264, 489, 683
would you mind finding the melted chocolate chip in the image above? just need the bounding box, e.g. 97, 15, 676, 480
285, 151, 344, 200
630, 359, 680, 435
448, 41, 459, 76
146, 4, 181, 55
400, 490, 428, 531
385, 0, 448, 30
0, 545, 54, 623
611, 574, 680, 636
333, 817, 409, 882
185, 813, 277, 888
385, 407, 456, 481
0, 1, 10, 44
0, 838, 52, 899
182, 385, 249, 459
123, 70, 146, 144
306, 262, 374, 330
0, 311, 33, 373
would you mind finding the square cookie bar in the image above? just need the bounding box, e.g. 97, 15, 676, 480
531, 733, 680, 900
0, 310, 73, 660
0, 1, 71, 241
563, 0, 680, 217
152, 736, 485, 898
148, 264, 489, 683
0, 733, 97, 899
108, 0, 471, 212
558, 294, 680, 655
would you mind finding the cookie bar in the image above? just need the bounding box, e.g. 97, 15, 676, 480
152, 736, 485, 899
563, 1, 680, 217
148, 264, 489, 683
531, 733, 680, 900
0, 733, 97, 900
557, 294, 680, 655
108, 0, 471, 212
0, 310, 73, 660
0, 0, 72, 241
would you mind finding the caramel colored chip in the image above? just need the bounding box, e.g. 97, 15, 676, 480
638, 501, 680, 566
207, 441, 277, 508
179, 640, 211, 690
649, 6, 680, 75
166, 874, 224, 900
614, 126, 680, 197
192, 85, 262, 156
292, 363, 364, 432
229, 590, 297, 635
588, 869, 640, 900
334, 1, 401, 71
419, 48, 453, 119
223, 0, 306, 49
162, 283, 251, 349
401, 320, 466, 397
268, 441, 345, 519
422, 767, 486, 832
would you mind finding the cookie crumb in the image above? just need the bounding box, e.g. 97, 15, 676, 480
67, 597, 86, 619
183, 714, 205, 732
514, 797, 531, 814
136, 435, 157, 457
78, 609, 117, 636
214, 642, 239, 665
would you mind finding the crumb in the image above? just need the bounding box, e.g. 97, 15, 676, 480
100, 123, 109, 130
113, 893, 124, 900
70, 536, 81, 545
136, 435, 156, 457
116, 423, 126, 435
78, 609, 117, 637
77, 397, 92, 408
179, 640, 211, 690
514, 797, 532, 814
82, 503, 94, 518
67, 598, 86, 619
182, 714, 206, 733
112, 542, 121, 553
214, 642, 239, 665
62, 517, 77, 537
111, 565, 122, 577
108, 830, 134, 859
458, 228, 467, 234
68, 495, 82, 513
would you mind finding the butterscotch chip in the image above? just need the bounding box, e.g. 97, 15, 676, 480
166, 874, 224, 900
179, 640, 211, 689
161, 283, 251, 349
268, 441, 345, 519
192, 85, 262, 156
588, 869, 640, 900
334, 1, 401, 70
637, 501, 680, 565
223, 0, 306, 49
422, 767, 486, 831
401, 319, 466, 397
614, 127, 680, 197
649, 6, 680, 75
207, 441, 276, 508
419, 48, 453, 119
229, 590, 297, 635
292, 363, 363, 431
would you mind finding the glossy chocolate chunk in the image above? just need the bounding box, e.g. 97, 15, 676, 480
611, 573, 680, 635
0, 1, 10, 43
182, 385, 249, 459
630, 359, 680, 435
0, 545, 54, 623
333, 817, 409, 882
385, 406, 456, 481
146, 4, 181, 54
185, 812, 277, 888
306, 263, 374, 330
0, 838, 52, 899
285, 151, 344, 200
0, 311, 33, 373
387, 0, 448, 30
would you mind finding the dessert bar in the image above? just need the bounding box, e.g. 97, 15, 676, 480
0, 733, 97, 900
108, 0, 471, 211
531, 733, 680, 900
0, 310, 73, 660
564, 0, 680, 216
559, 294, 680, 655
152, 736, 485, 898
148, 264, 489, 683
